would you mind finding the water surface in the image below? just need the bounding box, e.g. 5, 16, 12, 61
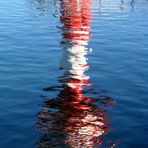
0, 0, 148, 148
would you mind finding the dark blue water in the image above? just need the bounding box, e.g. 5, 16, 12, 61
0, 0, 148, 148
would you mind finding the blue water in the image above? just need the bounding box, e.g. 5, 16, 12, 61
0, 0, 148, 148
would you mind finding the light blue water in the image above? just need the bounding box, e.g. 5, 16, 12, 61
0, 0, 148, 148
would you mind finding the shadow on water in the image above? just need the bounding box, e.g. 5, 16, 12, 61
34, 0, 115, 147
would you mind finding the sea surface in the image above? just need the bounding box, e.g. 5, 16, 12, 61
0, 0, 148, 148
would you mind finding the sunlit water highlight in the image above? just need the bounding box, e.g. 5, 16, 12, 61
0, 0, 148, 148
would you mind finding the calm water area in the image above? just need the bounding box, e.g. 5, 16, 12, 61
0, 0, 148, 148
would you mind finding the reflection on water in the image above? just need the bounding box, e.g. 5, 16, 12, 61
120, 0, 125, 11
0, 0, 148, 147
31, 0, 50, 15
31, 0, 60, 17
130, 0, 135, 10
36, 0, 114, 147
30, 0, 137, 18
98, 0, 136, 13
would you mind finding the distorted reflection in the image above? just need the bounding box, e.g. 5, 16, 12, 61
98, 0, 136, 13
120, 0, 125, 11
31, 0, 59, 16
98, 0, 103, 15
36, 0, 114, 147
121, 0, 136, 11
31, 0, 50, 15
131, 0, 135, 10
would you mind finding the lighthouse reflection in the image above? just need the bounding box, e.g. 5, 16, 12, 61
36, 0, 114, 147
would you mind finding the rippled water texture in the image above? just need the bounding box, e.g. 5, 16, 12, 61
0, 0, 148, 148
